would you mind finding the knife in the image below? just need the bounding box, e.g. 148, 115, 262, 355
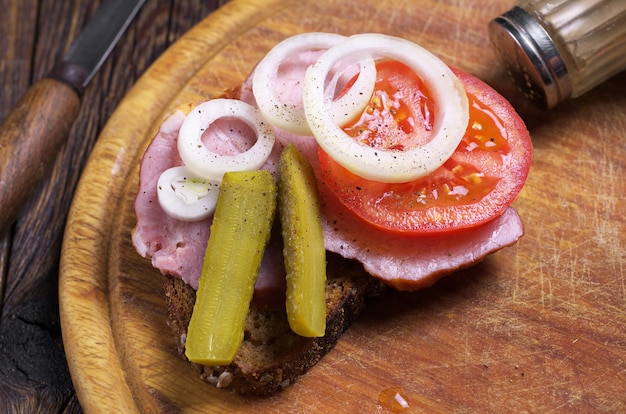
0, 0, 146, 233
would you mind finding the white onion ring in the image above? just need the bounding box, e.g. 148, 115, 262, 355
157, 166, 220, 221
326, 50, 376, 127
252, 32, 376, 135
177, 99, 275, 180
303, 33, 469, 183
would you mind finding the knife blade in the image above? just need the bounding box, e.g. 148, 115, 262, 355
0, 0, 146, 233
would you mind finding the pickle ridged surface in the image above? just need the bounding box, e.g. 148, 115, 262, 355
185, 170, 277, 365
278, 144, 326, 337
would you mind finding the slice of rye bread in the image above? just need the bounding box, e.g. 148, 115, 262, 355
163, 252, 386, 396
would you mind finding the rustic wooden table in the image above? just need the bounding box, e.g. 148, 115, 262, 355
0, 1, 228, 412
3, 0, 626, 412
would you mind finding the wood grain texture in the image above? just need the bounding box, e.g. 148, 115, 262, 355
0, 0, 228, 412
59, 0, 626, 412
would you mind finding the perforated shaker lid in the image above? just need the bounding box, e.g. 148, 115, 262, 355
488, 6, 572, 109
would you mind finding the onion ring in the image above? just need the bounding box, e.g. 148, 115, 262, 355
177, 99, 275, 180
252, 32, 376, 135
303, 33, 469, 183
157, 166, 220, 221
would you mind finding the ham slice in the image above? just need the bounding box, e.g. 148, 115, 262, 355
131, 110, 210, 289
132, 49, 524, 295
322, 201, 523, 291
132, 109, 523, 294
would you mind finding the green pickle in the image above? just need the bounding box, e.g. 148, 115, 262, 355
278, 144, 327, 337
185, 170, 276, 365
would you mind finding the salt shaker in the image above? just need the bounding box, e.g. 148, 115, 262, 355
489, 0, 626, 109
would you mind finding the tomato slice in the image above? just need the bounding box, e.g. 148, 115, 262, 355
319, 62, 532, 234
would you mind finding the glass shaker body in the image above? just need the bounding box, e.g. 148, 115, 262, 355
489, 0, 626, 109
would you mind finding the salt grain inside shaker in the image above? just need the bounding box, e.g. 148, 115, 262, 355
489, 0, 626, 109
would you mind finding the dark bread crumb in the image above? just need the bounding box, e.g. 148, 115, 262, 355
164, 252, 385, 396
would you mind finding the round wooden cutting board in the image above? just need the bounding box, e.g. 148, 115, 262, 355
59, 0, 626, 412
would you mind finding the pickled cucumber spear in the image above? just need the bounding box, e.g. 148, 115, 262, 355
278, 144, 327, 337
185, 170, 276, 365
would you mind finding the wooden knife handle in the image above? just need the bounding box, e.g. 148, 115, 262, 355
0, 77, 81, 232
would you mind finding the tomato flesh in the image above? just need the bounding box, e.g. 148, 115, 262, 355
342, 60, 435, 150
319, 62, 532, 234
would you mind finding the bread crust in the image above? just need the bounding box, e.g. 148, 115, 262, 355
164, 252, 385, 396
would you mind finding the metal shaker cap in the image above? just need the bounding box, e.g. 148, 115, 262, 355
488, 6, 572, 109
